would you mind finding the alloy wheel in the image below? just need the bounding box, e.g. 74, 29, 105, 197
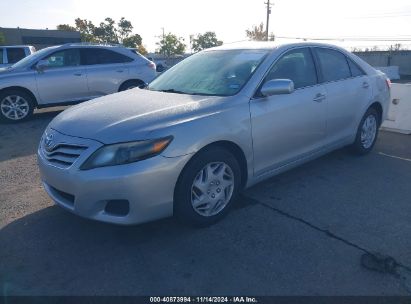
0, 95, 30, 121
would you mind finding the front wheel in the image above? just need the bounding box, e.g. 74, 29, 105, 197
351, 107, 379, 155
0, 90, 34, 123
174, 147, 241, 227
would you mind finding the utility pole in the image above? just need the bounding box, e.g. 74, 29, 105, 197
264, 0, 272, 41
161, 27, 165, 56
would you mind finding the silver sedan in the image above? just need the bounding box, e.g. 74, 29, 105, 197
37, 42, 391, 226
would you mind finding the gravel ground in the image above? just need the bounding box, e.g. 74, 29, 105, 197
1, 108, 411, 296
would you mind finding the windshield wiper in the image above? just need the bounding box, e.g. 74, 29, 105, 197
158, 89, 187, 94
151, 88, 219, 97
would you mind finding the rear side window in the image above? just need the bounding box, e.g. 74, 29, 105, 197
264, 48, 317, 89
82, 48, 133, 65
347, 57, 365, 77
0, 49, 3, 64
7, 48, 26, 64
315, 48, 351, 82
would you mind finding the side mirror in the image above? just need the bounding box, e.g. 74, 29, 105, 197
35, 60, 49, 72
260, 79, 294, 97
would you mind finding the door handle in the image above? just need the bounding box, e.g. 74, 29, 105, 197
313, 93, 326, 102
73, 73, 82, 76
362, 82, 370, 89
116, 70, 124, 73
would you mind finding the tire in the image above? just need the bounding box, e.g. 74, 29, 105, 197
0, 89, 35, 123
174, 147, 242, 227
119, 80, 145, 92
351, 107, 380, 155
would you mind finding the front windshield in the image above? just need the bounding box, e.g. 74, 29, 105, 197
9, 47, 57, 69
149, 49, 269, 96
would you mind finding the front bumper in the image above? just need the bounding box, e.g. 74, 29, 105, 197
38, 130, 191, 225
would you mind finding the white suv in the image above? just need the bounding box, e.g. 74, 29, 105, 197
0, 45, 36, 68
0, 43, 157, 123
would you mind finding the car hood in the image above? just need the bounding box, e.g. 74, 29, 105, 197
50, 89, 223, 144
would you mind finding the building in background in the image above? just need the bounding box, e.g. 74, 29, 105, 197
0, 27, 81, 49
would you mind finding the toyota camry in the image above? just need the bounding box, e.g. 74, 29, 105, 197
38, 42, 390, 226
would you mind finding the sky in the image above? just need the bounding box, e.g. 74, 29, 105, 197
1, 0, 411, 52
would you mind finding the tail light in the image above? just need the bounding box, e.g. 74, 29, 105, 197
147, 61, 156, 70
386, 78, 391, 89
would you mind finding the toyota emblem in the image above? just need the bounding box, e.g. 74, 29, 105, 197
44, 133, 54, 151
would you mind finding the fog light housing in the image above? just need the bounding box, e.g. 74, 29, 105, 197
104, 200, 130, 216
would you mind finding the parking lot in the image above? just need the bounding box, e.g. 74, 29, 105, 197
1, 108, 411, 296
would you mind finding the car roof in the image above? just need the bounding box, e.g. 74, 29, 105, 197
205, 41, 348, 52
58, 43, 125, 49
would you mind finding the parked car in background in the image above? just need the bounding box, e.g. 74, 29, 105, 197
0, 43, 157, 123
0, 45, 36, 68
147, 56, 168, 73
38, 42, 390, 227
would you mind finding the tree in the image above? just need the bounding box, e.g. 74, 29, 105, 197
57, 17, 146, 48
117, 17, 133, 42
246, 23, 274, 41
246, 23, 266, 41
74, 18, 96, 42
137, 45, 148, 55
389, 44, 402, 52
123, 34, 142, 48
192, 32, 223, 52
156, 33, 186, 57
94, 18, 118, 43
56, 24, 76, 32
0, 32, 5, 45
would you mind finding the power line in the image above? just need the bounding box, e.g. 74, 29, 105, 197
348, 13, 411, 19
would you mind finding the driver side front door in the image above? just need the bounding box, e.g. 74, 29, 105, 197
35, 48, 89, 105
250, 47, 327, 176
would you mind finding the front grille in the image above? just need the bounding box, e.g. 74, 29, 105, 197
42, 143, 88, 168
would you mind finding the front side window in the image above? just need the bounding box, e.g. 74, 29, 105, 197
149, 49, 269, 96
7, 48, 26, 64
315, 48, 351, 82
44, 49, 81, 68
82, 48, 133, 65
0, 49, 3, 64
263, 48, 317, 90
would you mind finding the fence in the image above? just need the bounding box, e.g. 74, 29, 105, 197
354, 51, 411, 76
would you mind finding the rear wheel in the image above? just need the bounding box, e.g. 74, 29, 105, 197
0, 90, 34, 123
174, 147, 241, 227
351, 107, 379, 155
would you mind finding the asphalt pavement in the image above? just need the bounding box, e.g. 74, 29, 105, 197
1, 108, 410, 296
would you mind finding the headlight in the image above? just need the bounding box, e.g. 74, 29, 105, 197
80, 136, 173, 170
